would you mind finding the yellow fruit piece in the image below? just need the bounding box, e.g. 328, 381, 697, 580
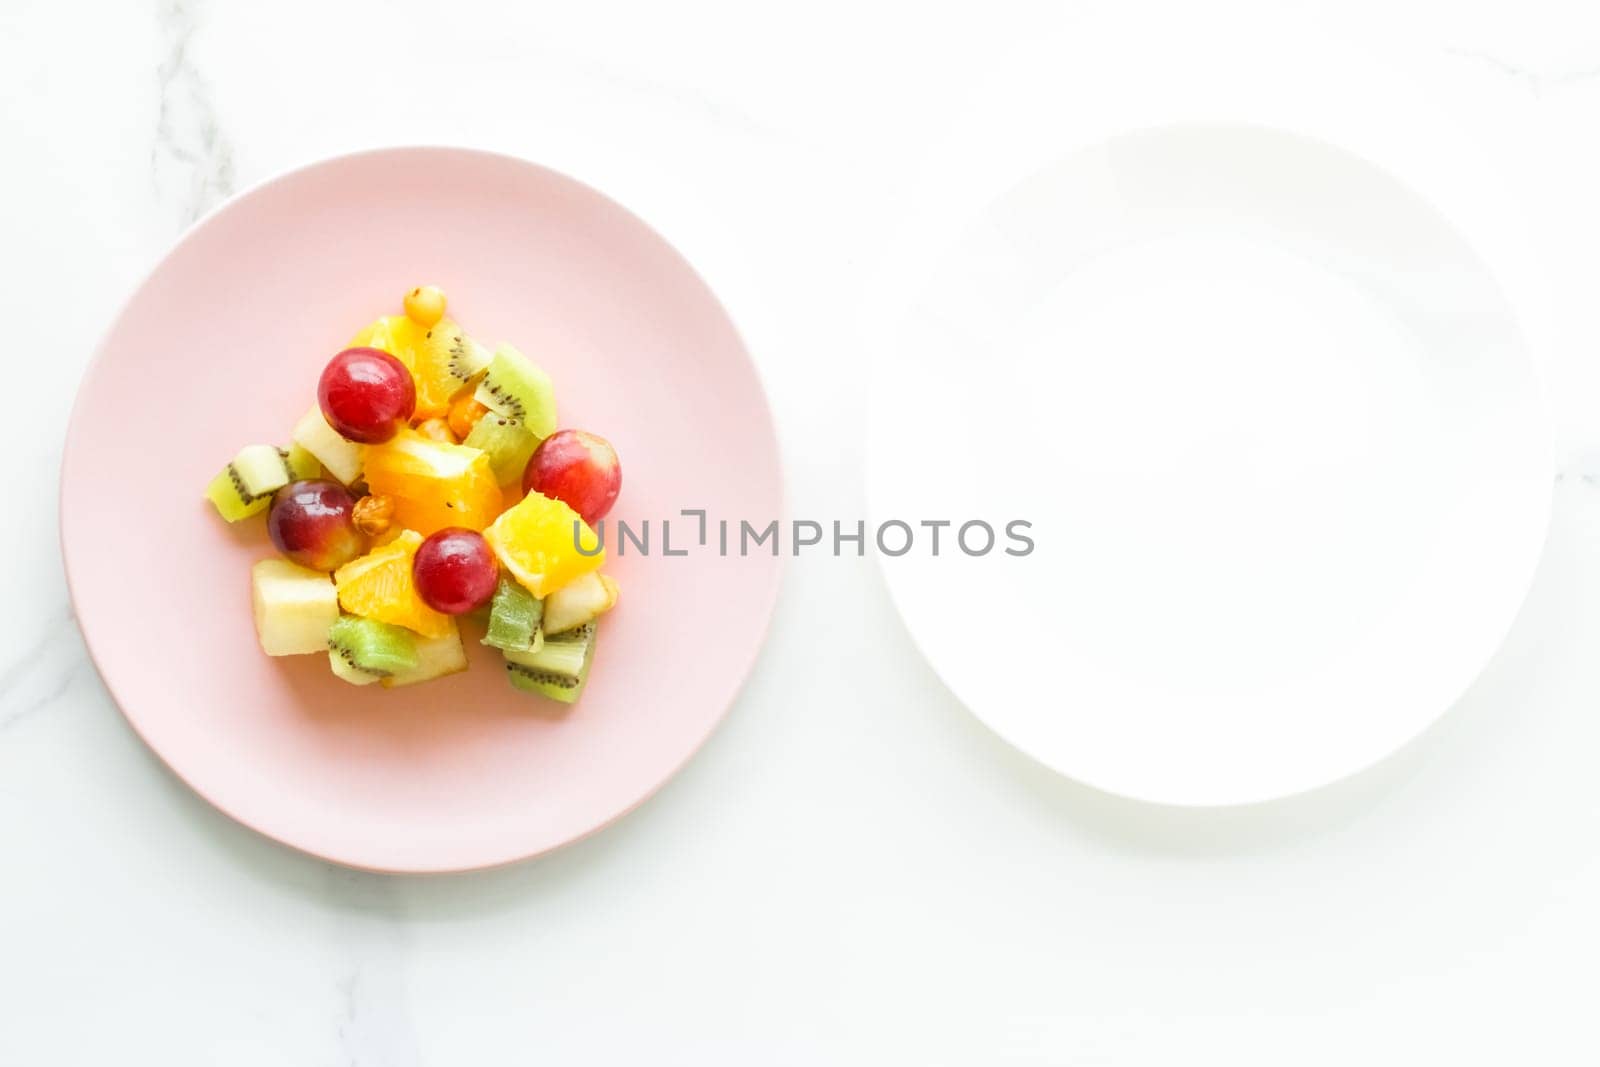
484, 490, 605, 598
404, 285, 447, 329
349, 318, 384, 348
333, 530, 453, 639
411, 318, 474, 420
362, 430, 503, 536
349, 315, 422, 372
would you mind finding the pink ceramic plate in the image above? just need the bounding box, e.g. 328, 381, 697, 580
61, 147, 783, 873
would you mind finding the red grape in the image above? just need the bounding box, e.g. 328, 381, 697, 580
268, 480, 364, 571
522, 430, 621, 526
318, 347, 416, 444
413, 528, 497, 614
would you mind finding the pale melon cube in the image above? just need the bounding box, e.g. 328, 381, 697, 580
541, 572, 618, 635
381, 622, 468, 688
291, 407, 365, 485
251, 559, 339, 656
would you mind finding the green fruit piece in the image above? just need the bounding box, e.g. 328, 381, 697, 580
455, 337, 492, 383
482, 576, 543, 654
206, 445, 299, 522
505, 622, 595, 704
206, 468, 270, 522
326, 615, 419, 683
329, 651, 381, 685
382, 624, 467, 687
232, 444, 294, 496
474, 343, 557, 438
463, 413, 539, 484
283, 442, 323, 481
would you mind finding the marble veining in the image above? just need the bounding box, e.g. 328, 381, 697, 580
1447, 47, 1600, 96
0, 609, 84, 733
323, 871, 418, 1067
152, 0, 235, 226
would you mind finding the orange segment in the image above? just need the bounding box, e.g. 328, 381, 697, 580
349, 315, 422, 372
362, 430, 503, 536
448, 393, 490, 439
333, 530, 453, 639
483, 490, 604, 598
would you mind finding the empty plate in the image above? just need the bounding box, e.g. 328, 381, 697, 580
867, 40, 1551, 805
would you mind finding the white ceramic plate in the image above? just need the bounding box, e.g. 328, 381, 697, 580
866, 36, 1552, 805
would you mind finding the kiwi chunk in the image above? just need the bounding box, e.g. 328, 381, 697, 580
232, 444, 294, 497
473, 343, 557, 438
422, 322, 492, 385
505, 622, 595, 704
463, 414, 539, 484
453, 335, 492, 383
329, 650, 381, 686
206, 469, 269, 522
482, 576, 543, 654
205, 445, 299, 522
326, 615, 419, 683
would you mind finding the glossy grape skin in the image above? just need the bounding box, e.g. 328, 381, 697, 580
412, 528, 497, 614
267, 480, 365, 571
522, 430, 621, 526
318, 347, 416, 444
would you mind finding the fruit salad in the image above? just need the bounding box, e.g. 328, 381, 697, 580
208, 286, 623, 703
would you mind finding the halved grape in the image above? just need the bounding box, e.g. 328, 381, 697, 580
268, 480, 365, 572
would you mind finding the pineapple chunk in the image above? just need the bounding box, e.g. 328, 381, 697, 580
251, 559, 339, 656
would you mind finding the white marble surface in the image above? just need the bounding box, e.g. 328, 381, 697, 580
8, 0, 1600, 1062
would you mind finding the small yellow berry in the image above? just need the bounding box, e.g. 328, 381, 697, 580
403, 285, 447, 328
